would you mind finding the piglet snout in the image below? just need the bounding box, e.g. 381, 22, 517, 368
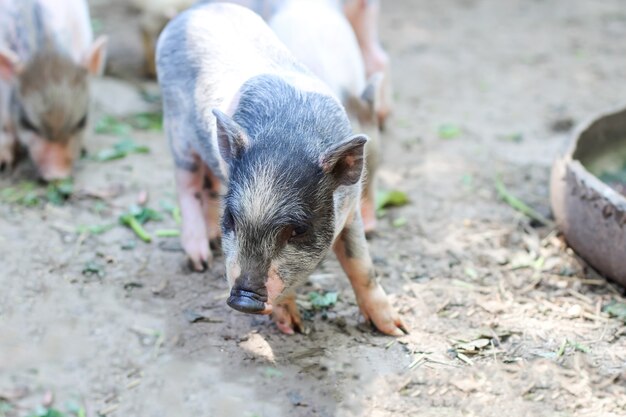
227, 287, 271, 315
40, 166, 72, 182
29, 140, 74, 182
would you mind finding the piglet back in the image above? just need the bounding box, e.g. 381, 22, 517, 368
0, 0, 93, 63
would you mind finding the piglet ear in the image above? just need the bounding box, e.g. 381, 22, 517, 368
213, 109, 250, 163
320, 134, 368, 186
0, 47, 22, 80
83, 35, 108, 76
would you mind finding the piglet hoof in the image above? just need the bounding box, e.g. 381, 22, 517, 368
357, 285, 407, 337
187, 257, 210, 272
0, 149, 15, 173
182, 237, 212, 272
272, 298, 303, 335
361, 207, 377, 237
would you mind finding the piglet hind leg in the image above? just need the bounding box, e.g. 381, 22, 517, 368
176, 165, 212, 272
201, 167, 222, 246
272, 293, 303, 335
333, 213, 407, 336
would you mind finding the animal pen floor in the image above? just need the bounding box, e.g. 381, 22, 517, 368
1, 0, 626, 416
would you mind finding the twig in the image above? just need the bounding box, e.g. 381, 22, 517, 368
456, 352, 474, 366
424, 357, 462, 368
99, 404, 119, 416
126, 379, 141, 390
579, 279, 607, 286
519, 276, 543, 294
567, 289, 594, 306
495, 176, 555, 228
581, 312, 610, 322
436, 298, 451, 313
407, 354, 426, 369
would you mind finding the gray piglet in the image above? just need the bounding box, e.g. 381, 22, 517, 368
156, 3, 405, 335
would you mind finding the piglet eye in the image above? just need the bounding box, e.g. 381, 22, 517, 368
20, 113, 39, 133
288, 224, 308, 242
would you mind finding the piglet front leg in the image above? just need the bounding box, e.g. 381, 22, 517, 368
0, 127, 17, 172
272, 292, 303, 335
176, 166, 212, 271
334, 212, 407, 336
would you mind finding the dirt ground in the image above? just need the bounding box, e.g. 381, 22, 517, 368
2, 0, 626, 416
